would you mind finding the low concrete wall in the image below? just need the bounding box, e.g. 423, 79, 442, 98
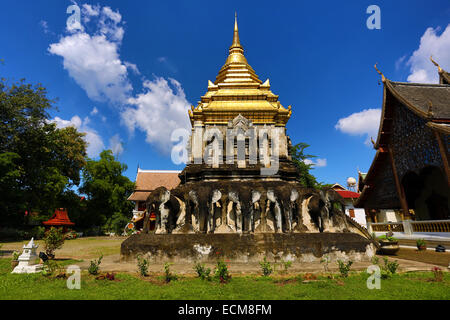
121, 233, 376, 263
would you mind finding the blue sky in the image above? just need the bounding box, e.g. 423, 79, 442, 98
1, 0, 449, 187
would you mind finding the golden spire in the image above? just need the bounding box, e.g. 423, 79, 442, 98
231, 12, 242, 50
189, 14, 291, 127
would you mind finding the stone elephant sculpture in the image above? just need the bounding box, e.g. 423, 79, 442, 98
144, 187, 180, 234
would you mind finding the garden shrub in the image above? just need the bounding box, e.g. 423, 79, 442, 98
88, 254, 103, 275
383, 257, 399, 275
279, 260, 293, 275
259, 257, 273, 276
43, 227, 65, 258
137, 254, 149, 277
371, 256, 399, 278
164, 262, 177, 283
215, 260, 231, 283
194, 262, 211, 281
336, 260, 353, 278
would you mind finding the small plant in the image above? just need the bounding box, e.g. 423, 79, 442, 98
88, 254, 103, 275
336, 260, 353, 278
432, 267, 443, 282
378, 234, 398, 242
42, 260, 60, 277
280, 260, 293, 274
416, 239, 427, 250
137, 254, 149, 277
371, 256, 379, 265
12, 251, 20, 261
164, 262, 177, 283
64, 230, 78, 240
320, 255, 331, 272
194, 262, 211, 281
43, 227, 65, 258
215, 260, 232, 283
259, 257, 273, 276
383, 257, 399, 275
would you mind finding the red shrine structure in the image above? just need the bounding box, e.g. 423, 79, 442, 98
43, 208, 75, 231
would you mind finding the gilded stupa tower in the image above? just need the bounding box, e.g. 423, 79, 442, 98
189, 14, 291, 126
183, 14, 298, 183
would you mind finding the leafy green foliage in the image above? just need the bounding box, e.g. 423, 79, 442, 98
43, 227, 65, 257
289, 143, 325, 188
163, 262, 177, 283
416, 239, 426, 247
88, 254, 103, 275
194, 262, 211, 281
0, 78, 87, 226
214, 260, 232, 283
336, 260, 353, 278
378, 235, 398, 242
371, 256, 399, 278
137, 254, 149, 277
42, 260, 61, 277
259, 257, 273, 276
80, 150, 135, 234
382, 257, 399, 276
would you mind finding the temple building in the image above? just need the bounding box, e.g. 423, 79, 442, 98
42, 208, 75, 232
122, 15, 374, 263
127, 169, 180, 231
356, 59, 450, 222
331, 184, 367, 226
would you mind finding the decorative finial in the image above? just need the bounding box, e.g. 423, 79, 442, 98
427, 100, 434, 117
231, 12, 242, 49
430, 56, 443, 73
374, 63, 386, 83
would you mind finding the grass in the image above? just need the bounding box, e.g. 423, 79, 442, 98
0, 237, 123, 260
0, 259, 449, 300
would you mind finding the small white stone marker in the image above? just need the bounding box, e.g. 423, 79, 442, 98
12, 238, 43, 274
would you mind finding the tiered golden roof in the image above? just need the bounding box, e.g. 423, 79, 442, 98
189, 14, 292, 126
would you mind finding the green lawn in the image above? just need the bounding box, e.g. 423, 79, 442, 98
0, 259, 449, 300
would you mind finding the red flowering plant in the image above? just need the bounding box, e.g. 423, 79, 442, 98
432, 267, 443, 282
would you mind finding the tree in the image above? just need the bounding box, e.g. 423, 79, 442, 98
0, 78, 87, 225
80, 150, 134, 234
290, 142, 321, 188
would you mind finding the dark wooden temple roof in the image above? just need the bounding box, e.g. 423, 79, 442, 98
356, 65, 449, 209
387, 81, 450, 119
441, 71, 450, 85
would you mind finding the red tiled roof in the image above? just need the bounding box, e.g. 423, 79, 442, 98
43, 209, 75, 226
127, 170, 181, 201
336, 190, 360, 199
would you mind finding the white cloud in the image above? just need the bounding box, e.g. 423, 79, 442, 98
304, 158, 327, 168
40, 20, 51, 35
48, 5, 131, 104
51, 115, 105, 157
109, 134, 124, 155
90, 107, 99, 115
122, 77, 191, 154
124, 62, 140, 75
82, 4, 100, 18
335, 108, 381, 146
406, 24, 450, 83
49, 4, 191, 155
